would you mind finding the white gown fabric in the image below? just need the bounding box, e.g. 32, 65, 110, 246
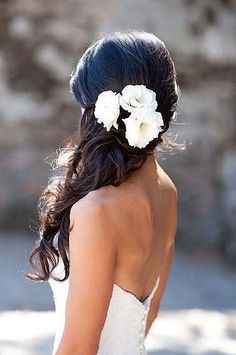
48, 232, 160, 355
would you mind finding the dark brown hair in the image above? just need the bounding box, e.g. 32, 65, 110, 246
25, 30, 182, 282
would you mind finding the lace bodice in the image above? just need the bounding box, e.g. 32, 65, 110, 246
48, 235, 160, 355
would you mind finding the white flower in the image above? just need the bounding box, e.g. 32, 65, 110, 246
93, 85, 163, 149
94, 90, 120, 131
122, 107, 164, 149
119, 84, 157, 113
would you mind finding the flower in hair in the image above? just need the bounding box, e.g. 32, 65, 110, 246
94, 90, 120, 131
94, 84, 164, 148
119, 84, 158, 112
122, 107, 164, 148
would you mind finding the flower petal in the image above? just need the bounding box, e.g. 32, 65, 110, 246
122, 107, 163, 148
94, 90, 120, 131
120, 84, 158, 113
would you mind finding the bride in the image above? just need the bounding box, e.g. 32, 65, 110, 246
26, 29, 180, 354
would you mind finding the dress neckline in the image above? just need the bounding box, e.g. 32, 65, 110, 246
51, 233, 160, 305
113, 276, 160, 305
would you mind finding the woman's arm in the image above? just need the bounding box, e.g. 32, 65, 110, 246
55, 196, 119, 355
145, 243, 175, 337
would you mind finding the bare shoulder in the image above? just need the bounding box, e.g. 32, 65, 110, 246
70, 186, 121, 220
157, 163, 178, 201
69, 187, 122, 244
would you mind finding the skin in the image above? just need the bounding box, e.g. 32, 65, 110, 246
55, 153, 178, 355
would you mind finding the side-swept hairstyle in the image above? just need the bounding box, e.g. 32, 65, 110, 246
25, 30, 181, 282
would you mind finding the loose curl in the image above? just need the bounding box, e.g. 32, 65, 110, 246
25, 30, 183, 282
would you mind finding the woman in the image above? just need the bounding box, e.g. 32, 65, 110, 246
26, 29, 181, 354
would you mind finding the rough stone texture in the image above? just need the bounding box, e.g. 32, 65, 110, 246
0, 0, 235, 259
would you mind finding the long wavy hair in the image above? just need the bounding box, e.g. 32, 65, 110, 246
25, 30, 182, 282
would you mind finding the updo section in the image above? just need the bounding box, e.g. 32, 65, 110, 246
69, 30, 179, 149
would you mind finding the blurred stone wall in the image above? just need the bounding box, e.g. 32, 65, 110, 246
0, 0, 235, 260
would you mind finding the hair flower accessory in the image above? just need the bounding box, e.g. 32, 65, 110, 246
94, 90, 120, 131
119, 84, 158, 112
94, 84, 164, 149
122, 107, 164, 149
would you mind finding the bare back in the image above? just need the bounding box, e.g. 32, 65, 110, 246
53, 156, 178, 353
89, 157, 178, 303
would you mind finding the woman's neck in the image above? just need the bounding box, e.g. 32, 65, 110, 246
125, 153, 161, 187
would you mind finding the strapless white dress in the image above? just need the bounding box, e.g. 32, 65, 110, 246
48, 234, 160, 355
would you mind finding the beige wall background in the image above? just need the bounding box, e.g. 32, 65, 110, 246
1, 0, 235, 259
